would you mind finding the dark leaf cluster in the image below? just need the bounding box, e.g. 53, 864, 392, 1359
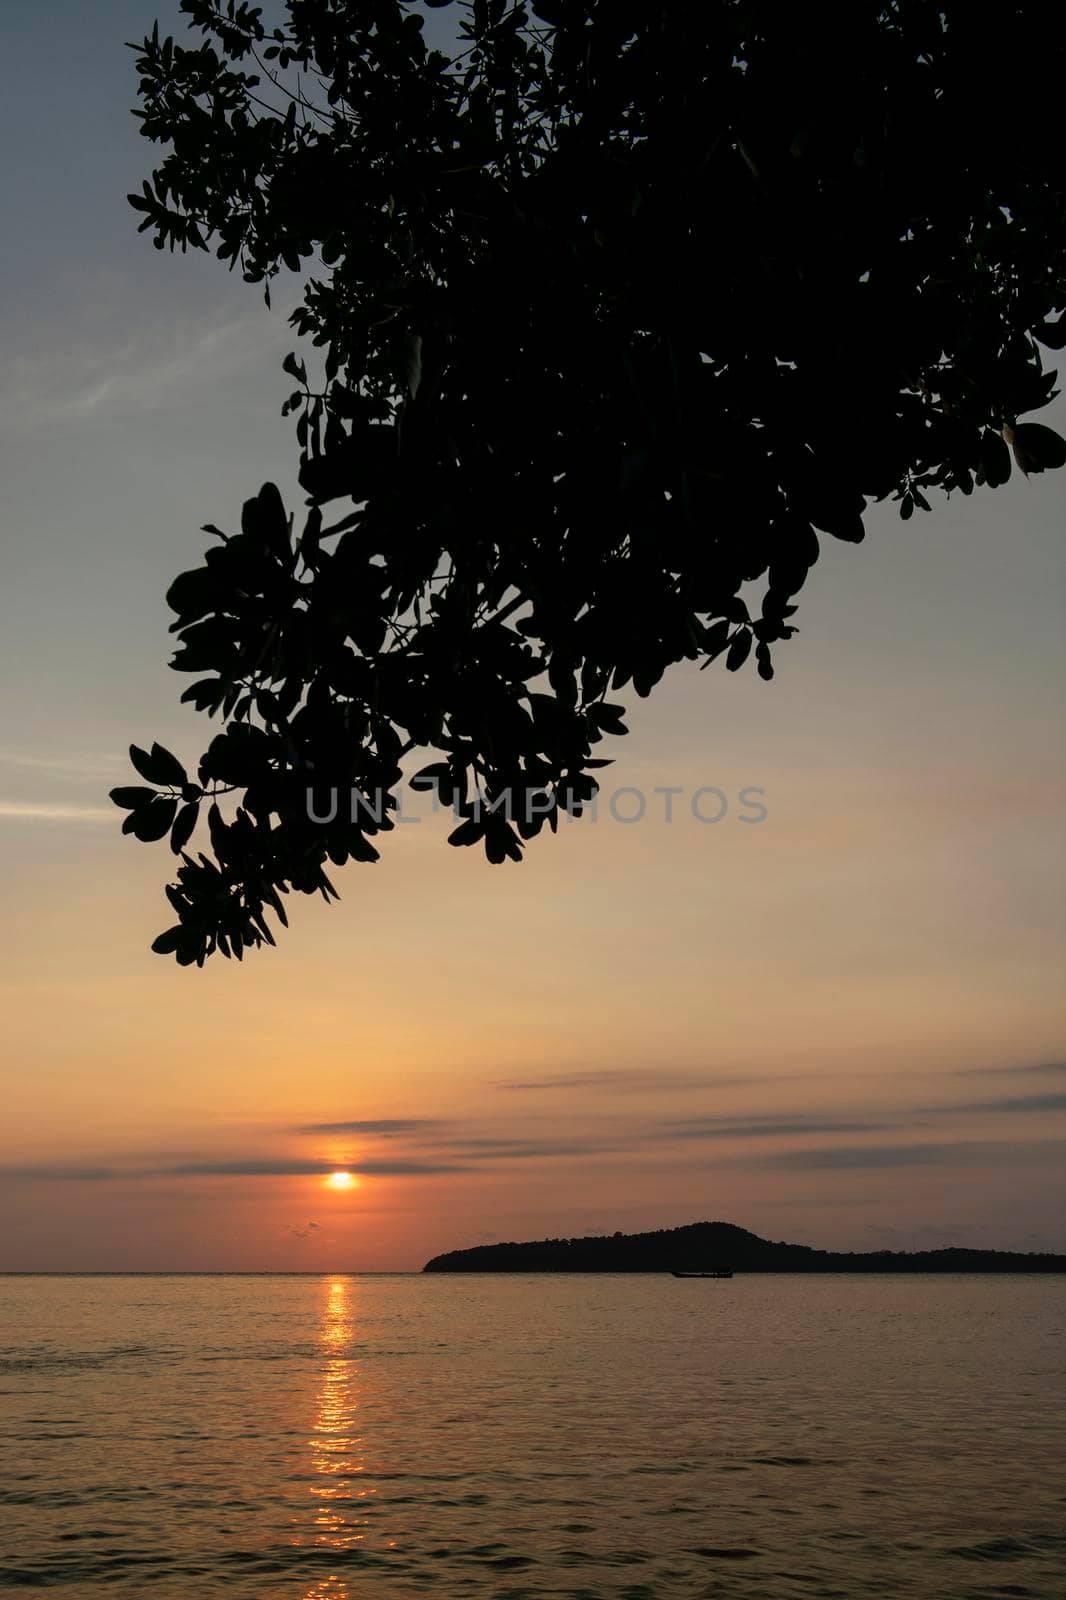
118, 0, 1066, 962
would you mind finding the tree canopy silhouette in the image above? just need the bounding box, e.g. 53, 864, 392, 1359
116, 0, 1066, 965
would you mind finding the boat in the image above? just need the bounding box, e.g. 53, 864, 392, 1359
671, 1269, 733, 1278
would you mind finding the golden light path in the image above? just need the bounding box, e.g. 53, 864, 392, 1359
296, 1277, 395, 1599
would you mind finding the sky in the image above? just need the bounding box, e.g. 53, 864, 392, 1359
0, 2, 1064, 1271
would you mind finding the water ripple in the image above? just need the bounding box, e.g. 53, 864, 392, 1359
1, 1274, 1064, 1597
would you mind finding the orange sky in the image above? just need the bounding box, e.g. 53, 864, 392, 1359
0, 2, 1063, 1269
3, 533, 1065, 1267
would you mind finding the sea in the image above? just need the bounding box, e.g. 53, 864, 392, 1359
1, 1273, 1064, 1597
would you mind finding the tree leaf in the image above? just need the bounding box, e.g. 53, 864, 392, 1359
1010, 422, 1066, 476
976, 429, 1011, 488
131, 797, 178, 841
129, 743, 186, 787
110, 786, 157, 810
149, 743, 188, 787
726, 630, 752, 672
1035, 319, 1066, 350
448, 818, 484, 847
170, 800, 199, 854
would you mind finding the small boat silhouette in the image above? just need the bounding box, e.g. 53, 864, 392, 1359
671, 1269, 733, 1279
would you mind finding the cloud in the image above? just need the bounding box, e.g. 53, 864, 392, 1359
5, 305, 286, 431
737, 1140, 1066, 1171
0, 1158, 468, 1182
0, 750, 127, 827
654, 1117, 897, 1141
951, 1060, 1066, 1078
943, 1092, 1066, 1115
295, 1119, 448, 1136
0, 802, 112, 823
10, 1092, 1062, 1193
444, 1137, 630, 1160
0, 749, 120, 779
0, 1166, 120, 1181
490, 1069, 764, 1093
165, 1158, 467, 1177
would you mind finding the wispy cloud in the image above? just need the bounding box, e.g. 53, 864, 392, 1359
0, 1166, 122, 1182
738, 1140, 1066, 1171
951, 1060, 1066, 1079
0, 1157, 468, 1182
0, 751, 122, 825
4, 306, 284, 431
300, 1115, 640, 1163
490, 1069, 767, 1093
655, 1118, 898, 1141
0, 802, 113, 823
9, 1091, 1063, 1192
443, 1137, 630, 1160
165, 1158, 467, 1178
936, 1092, 1066, 1116
0, 749, 120, 780
295, 1119, 449, 1136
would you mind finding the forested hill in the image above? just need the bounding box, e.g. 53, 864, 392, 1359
422, 1221, 1066, 1273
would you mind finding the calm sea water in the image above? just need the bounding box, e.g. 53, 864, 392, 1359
1, 1274, 1064, 1597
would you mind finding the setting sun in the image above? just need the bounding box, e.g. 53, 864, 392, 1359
325, 1171, 357, 1191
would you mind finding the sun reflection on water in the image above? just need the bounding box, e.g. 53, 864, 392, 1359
294, 1277, 392, 1599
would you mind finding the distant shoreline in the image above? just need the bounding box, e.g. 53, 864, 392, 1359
2, 1267, 1066, 1277
423, 1219, 1066, 1274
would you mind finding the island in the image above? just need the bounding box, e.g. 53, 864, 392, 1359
423, 1220, 1066, 1273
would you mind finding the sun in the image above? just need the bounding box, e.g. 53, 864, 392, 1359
325, 1170, 357, 1191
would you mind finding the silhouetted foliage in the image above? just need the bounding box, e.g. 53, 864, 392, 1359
116, 0, 1066, 964
422, 1220, 1066, 1272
